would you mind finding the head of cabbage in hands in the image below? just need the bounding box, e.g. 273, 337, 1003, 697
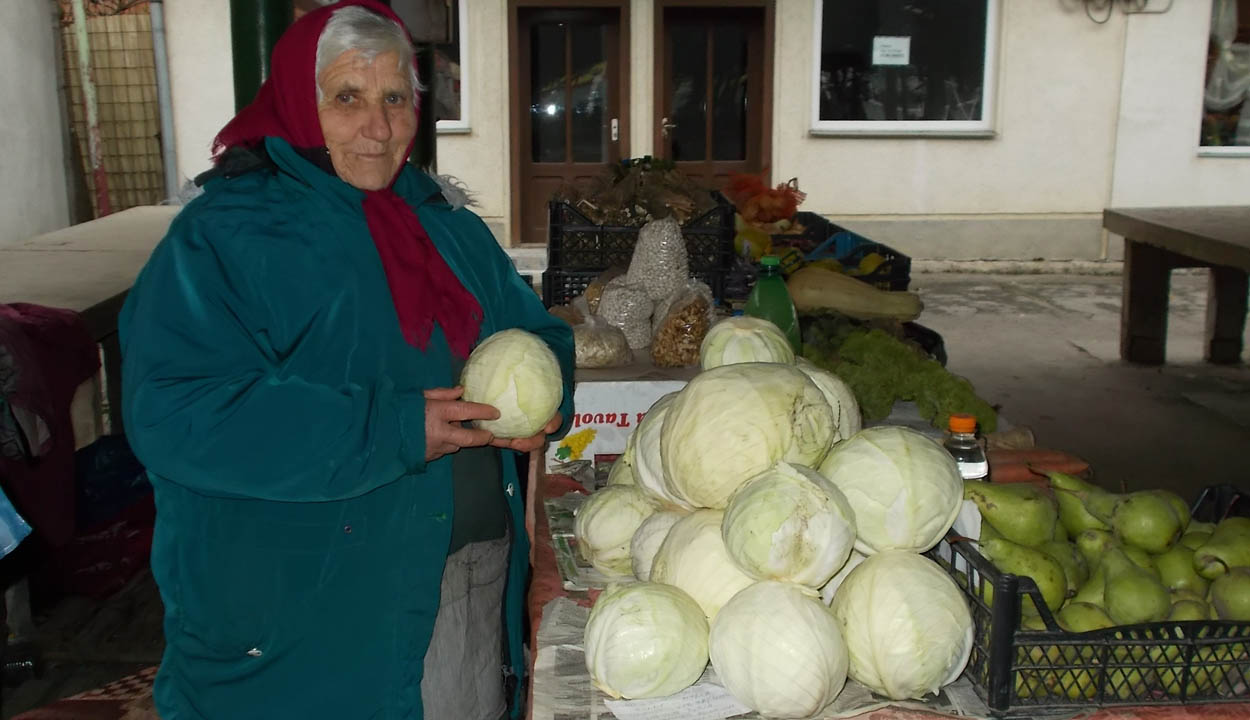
423, 329, 564, 461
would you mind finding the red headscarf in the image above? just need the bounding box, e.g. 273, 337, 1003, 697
212, 0, 482, 359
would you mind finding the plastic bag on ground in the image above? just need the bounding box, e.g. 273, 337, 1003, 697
651, 281, 715, 368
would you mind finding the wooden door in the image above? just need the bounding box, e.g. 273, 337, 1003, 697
656, 6, 769, 190
515, 8, 624, 245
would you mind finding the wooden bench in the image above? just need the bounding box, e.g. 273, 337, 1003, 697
1103, 206, 1250, 365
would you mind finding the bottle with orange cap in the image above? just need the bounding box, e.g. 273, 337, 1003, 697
943, 413, 988, 481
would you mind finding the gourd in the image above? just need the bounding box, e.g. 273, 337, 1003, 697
786, 265, 923, 322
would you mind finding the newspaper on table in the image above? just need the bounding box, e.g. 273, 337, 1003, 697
531, 596, 992, 720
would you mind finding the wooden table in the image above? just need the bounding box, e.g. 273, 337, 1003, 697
0, 206, 179, 430
1103, 207, 1250, 365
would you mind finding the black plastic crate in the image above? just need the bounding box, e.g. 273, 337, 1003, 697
546, 192, 735, 275
770, 211, 911, 291
542, 267, 725, 309
927, 486, 1250, 717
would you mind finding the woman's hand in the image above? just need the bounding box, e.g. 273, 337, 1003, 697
490, 412, 562, 454
423, 387, 498, 462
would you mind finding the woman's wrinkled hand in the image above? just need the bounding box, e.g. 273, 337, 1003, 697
490, 412, 562, 454
423, 386, 498, 462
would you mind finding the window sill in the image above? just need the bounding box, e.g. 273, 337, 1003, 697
1197, 147, 1250, 158
436, 125, 472, 135
808, 127, 997, 139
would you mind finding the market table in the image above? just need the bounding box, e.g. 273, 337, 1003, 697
1102, 206, 1250, 365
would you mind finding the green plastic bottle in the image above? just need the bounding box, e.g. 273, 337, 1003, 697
744, 255, 801, 353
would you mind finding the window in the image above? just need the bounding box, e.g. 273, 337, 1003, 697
810, 0, 999, 136
1201, 0, 1250, 153
434, 0, 469, 132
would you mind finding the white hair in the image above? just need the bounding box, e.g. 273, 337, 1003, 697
315, 6, 424, 105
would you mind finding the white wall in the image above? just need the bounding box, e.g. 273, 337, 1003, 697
1111, 0, 1250, 207
0, 0, 71, 246
163, 0, 235, 186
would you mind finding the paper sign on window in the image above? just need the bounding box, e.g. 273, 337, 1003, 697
871, 36, 911, 66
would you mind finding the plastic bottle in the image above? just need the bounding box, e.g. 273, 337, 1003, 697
744, 255, 801, 353
943, 413, 988, 481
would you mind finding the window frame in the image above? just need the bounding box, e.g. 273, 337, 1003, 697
808, 0, 1001, 137
435, 0, 471, 134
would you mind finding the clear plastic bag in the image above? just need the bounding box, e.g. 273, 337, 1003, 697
650, 280, 715, 367
572, 316, 633, 368
584, 267, 626, 314
626, 217, 689, 304
597, 278, 653, 350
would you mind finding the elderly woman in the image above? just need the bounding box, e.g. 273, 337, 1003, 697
119, 2, 573, 718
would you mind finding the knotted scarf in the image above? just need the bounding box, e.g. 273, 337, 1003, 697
211, 0, 482, 358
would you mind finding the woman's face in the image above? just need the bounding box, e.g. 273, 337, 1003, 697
316, 50, 417, 191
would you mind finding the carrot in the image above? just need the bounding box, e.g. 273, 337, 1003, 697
987, 448, 1090, 486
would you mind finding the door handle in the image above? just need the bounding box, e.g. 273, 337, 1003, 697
661, 117, 677, 138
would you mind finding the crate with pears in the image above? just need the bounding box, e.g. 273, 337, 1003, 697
932, 475, 1250, 715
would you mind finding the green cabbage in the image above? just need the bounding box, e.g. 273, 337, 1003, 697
460, 328, 563, 438
700, 316, 795, 370
796, 357, 862, 443
574, 485, 656, 577
630, 510, 687, 581
650, 510, 755, 620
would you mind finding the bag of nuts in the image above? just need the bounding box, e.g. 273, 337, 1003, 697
572, 315, 633, 368
650, 280, 715, 367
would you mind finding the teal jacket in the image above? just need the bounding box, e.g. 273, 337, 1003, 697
119, 137, 574, 720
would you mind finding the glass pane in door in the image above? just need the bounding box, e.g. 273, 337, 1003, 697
531, 23, 566, 163
712, 25, 748, 161
570, 26, 608, 162
669, 24, 707, 162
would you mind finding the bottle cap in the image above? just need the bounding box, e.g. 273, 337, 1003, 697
760, 255, 780, 267
948, 414, 977, 433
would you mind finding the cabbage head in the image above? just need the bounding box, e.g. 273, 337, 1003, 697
584, 582, 709, 699
796, 358, 862, 443
574, 486, 656, 577
820, 550, 866, 606
700, 316, 795, 370
661, 363, 835, 509
630, 510, 687, 581
721, 462, 856, 588
606, 445, 636, 486
461, 329, 563, 438
830, 550, 973, 701
629, 393, 694, 510
709, 581, 848, 718
650, 510, 755, 620
818, 426, 961, 554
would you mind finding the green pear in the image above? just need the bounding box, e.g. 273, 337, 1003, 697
1188, 520, 1217, 535
1170, 587, 1208, 605
1109, 491, 1184, 554
965, 480, 1059, 547
1168, 599, 1212, 621
1101, 547, 1171, 625
1073, 485, 1121, 525
1049, 476, 1111, 537
1154, 544, 1209, 596
980, 518, 1001, 541
1106, 667, 1150, 701
1193, 517, 1250, 580
1075, 528, 1117, 569
1040, 540, 1088, 598
1210, 567, 1250, 620
1058, 601, 1114, 632
1071, 564, 1107, 607
980, 535, 1068, 616
1143, 489, 1191, 533
1122, 545, 1159, 575
1154, 626, 1227, 698
1049, 668, 1099, 701
1053, 521, 1069, 543
1180, 531, 1213, 551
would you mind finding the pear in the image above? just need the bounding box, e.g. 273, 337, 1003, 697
1108, 491, 1184, 554
1170, 588, 1207, 605
1180, 531, 1213, 552
980, 535, 1068, 616
1053, 521, 1070, 544
1210, 567, 1250, 621
964, 481, 1059, 547
1039, 540, 1088, 598
1192, 517, 1250, 580
1143, 489, 1191, 533
1154, 625, 1228, 698
1154, 543, 1209, 596
1058, 601, 1114, 632
1072, 484, 1121, 525
1188, 520, 1217, 535
1048, 474, 1111, 536
979, 518, 1001, 541
1075, 528, 1116, 569
1106, 667, 1151, 702
1101, 547, 1171, 625
1122, 545, 1158, 575
1168, 599, 1212, 621
1071, 564, 1107, 607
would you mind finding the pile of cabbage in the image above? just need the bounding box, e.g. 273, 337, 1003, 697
575, 317, 975, 718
